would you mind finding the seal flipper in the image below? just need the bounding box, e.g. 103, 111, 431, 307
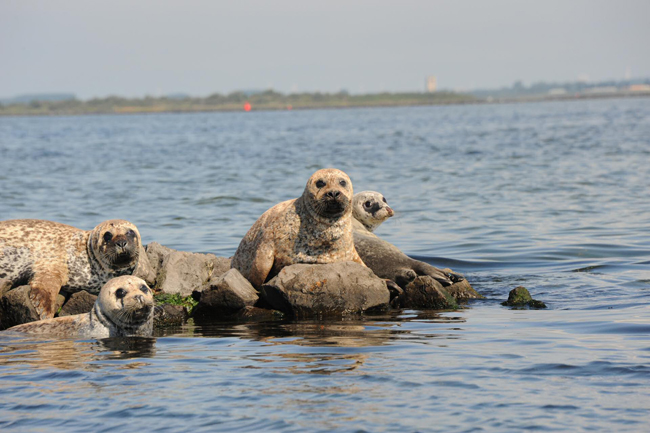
28, 273, 64, 320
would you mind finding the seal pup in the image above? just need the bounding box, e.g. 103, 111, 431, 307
0, 219, 142, 320
231, 168, 365, 289
4, 276, 154, 338
351, 191, 462, 288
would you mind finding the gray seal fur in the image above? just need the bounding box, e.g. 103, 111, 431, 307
352, 191, 462, 288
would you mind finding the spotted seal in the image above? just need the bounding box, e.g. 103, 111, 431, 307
231, 168, 365, 289
0, 219, 142, 320
4, 276, 154, 338
351, 191, 462, 288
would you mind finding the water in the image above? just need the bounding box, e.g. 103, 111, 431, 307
1, 98, 649, 431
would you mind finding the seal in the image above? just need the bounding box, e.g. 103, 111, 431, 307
351, 191, 462, 288
231, 168, 365, 289
0, 219, 142, 320
4, 276, 154, 338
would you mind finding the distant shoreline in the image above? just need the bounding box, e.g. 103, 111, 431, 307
0, 91, 648, 117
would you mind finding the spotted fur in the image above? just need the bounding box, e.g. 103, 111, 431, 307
231, 168, 365, 289
0, 219, 141, 320
4, 276, 154, 338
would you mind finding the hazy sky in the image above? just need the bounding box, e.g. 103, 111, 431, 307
1, 0, 649, 99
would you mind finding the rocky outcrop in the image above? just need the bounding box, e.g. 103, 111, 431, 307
151, 245, 231, 297
133, 245, 157, 286
153, 304, 189, 327
0, 286, 63, 329
194, 269, 258, 317
58, 291, 97, 317
397, 276, 458, 310
259, 262, 390, 318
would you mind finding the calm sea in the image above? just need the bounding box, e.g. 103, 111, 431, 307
0, 98, 649, 432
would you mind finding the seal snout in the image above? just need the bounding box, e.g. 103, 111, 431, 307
325, 190, 341, 199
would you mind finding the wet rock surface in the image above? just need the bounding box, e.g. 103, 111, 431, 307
502, 286, 547, 308
259, 262, 390, 318
0, 286, 40, 329
398, 276, 459, 310
153, 304, 189, 327
0, 278, 12, 297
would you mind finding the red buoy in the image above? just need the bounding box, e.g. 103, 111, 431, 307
244, 102, 251, 112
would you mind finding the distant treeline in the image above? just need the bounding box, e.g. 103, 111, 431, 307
0, 90, 476, 116
471, 78, 650, 99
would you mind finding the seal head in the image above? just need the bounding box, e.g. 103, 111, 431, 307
302, 168, 354, 222
93, 275, 154, 336
352, 191, 394, 232
89, 220, 141, 272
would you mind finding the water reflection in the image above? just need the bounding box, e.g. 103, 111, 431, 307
0, 334, 157, 371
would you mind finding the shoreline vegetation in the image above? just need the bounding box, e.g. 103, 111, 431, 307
1, 89, 649, 116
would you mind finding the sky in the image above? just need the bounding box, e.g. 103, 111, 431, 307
1, 0, 649, 99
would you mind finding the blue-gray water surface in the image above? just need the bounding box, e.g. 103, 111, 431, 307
0, 98, 649, 432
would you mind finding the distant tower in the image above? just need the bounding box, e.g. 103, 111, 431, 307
426, 76, 437, 93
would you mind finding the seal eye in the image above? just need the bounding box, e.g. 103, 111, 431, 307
339, 180, 347, 187
115, 288, 127, 299
127, 229, 136, 238
315, 180, 326, 188
382, 197, 387, 204
140, 285, 149, 294
103, 232, 113, 242
364, 201, 372, 208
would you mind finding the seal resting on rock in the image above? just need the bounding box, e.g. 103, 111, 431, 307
351, 191, 462, 288
0, 219, 142, 320
4, 276, 154, 338
231, 168, 365, 289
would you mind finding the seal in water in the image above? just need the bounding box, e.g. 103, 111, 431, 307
0, 219, 142, 320
4, 276, 154, 338
231, 168, 365, 289
351, 191, 463, 288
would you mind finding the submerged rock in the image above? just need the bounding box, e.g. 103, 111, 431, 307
502, 286, 547, 309
259, 261, 390, 318
153, 304, 189, 327
58, 291, 97, 317
398, 275, 458, 310
194, 268, 259, 317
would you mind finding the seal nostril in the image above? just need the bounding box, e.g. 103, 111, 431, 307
327, 191, 341, 199
116, 240, 128, 248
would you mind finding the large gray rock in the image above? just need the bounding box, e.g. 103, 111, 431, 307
0, 286, 40, 329
155, 250, 231, 297
145, 242, 231, 296
259, 262, 390, 318
58, 291, 97, 317
398, 276, 458, 310
196, 269, 258, 315
144, 242, 176, 277
133, 245, 157, 286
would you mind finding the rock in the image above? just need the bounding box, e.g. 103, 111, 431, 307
145, 242, 176, 277
444, 278, 483, 300
398, 276, 458, 310
145, 242, 232, 297
133, 245, 157, 286
195, 269, 258, 316
0, 286, 40, 329
259, 262, 390, 318
501, 286, 547, 308
0, 278, 12, 297
230, 306, 284, 321
58, 291, 97, 317
156, 250, 230, 297
153, 304, 188, 327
